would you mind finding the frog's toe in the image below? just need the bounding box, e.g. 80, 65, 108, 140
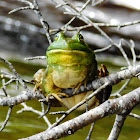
47, 93, 69, 103
73, 82, 82, 95
34, 82, 42, 93
51, 93, 62, 102
57, 92, 69, 97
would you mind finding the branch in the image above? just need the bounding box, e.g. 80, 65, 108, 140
19, 87, 140, 140
129, 113, 140, 120
0, 57, 28, 90
0, 91, 44, 106
0, 65, 140, 106
17, 103, 51, 127
9, 0, 52, 44
24, 56, 46, 61
0, 106, 13, 132
108, 114, 127, 140
62, 65, 140, 96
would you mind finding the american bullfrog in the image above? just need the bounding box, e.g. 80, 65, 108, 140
34, 32, 111, 110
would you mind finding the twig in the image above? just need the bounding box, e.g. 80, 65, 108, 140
0, 106, 13, 132
94, 44, 113, 53
41, 102, 45, 113
19, 87, 140, 140
0, 57, 28, 90
117, 39, 131, 67
92, 0, 105, 7
50, 111, 67, 115
63, 17, 76, 32
50, 19, 140, 33
2, 79, 8, 97
85, 122, 95, 140
38, 101, 51, 118
111, 79, 131, 97
80, 0, 91, 12
1, 71, 33, 85
9, 0, 52, 44
17, 103, 52, 127
130, 40, 136, 67
129, 113, 140, 120
24, 56, 46, 61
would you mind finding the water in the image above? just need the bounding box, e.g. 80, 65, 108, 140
0, 58, 139, 140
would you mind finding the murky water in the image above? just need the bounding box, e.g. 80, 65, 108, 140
0, 57, 139, 140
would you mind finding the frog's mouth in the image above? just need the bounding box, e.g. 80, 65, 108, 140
47, 49, 88, 58
48, 49, 84, 53
47, 49, 95, 66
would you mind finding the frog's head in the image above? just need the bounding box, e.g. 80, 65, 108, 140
47, 32, 92, 53
46, 32, 96, 67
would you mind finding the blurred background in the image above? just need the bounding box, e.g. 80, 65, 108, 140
0, 0, 140, 140
0, 0, 140, 58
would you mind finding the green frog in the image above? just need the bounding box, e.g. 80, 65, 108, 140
34, 32, 110, 110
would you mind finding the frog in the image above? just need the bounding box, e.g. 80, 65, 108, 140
34, 32, 111, 111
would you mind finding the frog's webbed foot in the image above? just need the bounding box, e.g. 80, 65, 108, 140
46, 92, 69, 103
72, 82, 83, 95
98, 64, 109, 77
97, 64, 112, 103
72, 78, 88, 95
34, 82, 42, 93
33, 68, 45, 93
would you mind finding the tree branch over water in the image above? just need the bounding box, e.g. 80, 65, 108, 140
19, 87, 140, 140
0, 56, 140, 106
0, 0, 140, 139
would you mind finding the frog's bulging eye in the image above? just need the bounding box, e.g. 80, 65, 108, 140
54, 34, 58, 41
54, 34, 59, 41
78, 34, 84, 42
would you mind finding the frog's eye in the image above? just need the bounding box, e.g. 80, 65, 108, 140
54, 34, 59, 41
78, 34, 84, 42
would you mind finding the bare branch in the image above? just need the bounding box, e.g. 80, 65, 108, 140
92, 0, 105, 7
111, 79, 131, 97
0, 65, 140, 107
129, 113, 140, 120
19, 87, 140, 140
17, 103, 51, 127
24, 56, 46, 61
0, 57, 28, 90
108, 114, 127, 140
129, 40, 136, 67
50, 83, 108, 129
9, 0, 52, 44
63, 65, 140, 96
50, 19, 140, 33
0, 106, 13, 132
85, 122, 95, 140
94, 44, 113, 53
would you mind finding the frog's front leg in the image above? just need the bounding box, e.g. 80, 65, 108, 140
42, 67, 68, 102
33, 69, 45, 93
